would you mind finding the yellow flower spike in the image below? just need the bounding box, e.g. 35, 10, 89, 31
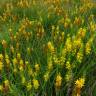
90, 22, 96, 32
2, 40, 7, 49
64, 22, 69, 28
72, 77, 85, 96
52, 25, 55, 31
65, 73, 71, 82
77, 52, 83, 63
5, 54, 9, 59
35, 63, 40, 72
0, 61, 3, 71
17, 53, 21, 60
0, 85, 3, 91
61, 32, 64, 40
66, 61, 71, 70
55, 73, 62, 89
85, 42, 91, 55
25, 61, 29, 66
27, 81, 32, 91
10, 46, 14, 53
47, 62, 53, 71
44, 72, 49, 82
74, 17, 81, 25
19, 60, 24, 70
28, 68, 33, 76
5, 59, 10, 65
19, 66, 24, 71
4, 80, 10, 87
53, 56, 59, 64
47, 41, 55, 53
64, 17, 71, 28
78, 28, 86, 38
17, 0, 29, 8
33, 72, 38, 77
20, 59, 24, 65
60, 56, 65, 66
0, 54, 3, 61
65, 36, 72, 52
75, 78, 85, 89
73, 38, 82, 48
13, 58, 17, 65
33, 79, 39, 90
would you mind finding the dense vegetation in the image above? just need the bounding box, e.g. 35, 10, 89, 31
0, 0, 96, 96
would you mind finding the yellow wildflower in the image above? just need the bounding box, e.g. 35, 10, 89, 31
0, 85, 3, 91
0, 61, 3, 71
2, 40, 7, 48
5, 59, 10, 65
20, 59, 24, 65
35, 63, 40, 71
55, 73, 62, 89
0, 54, 3, 61
66, 61, 71, 70
74, 17, 81, 25
47, 62, 53, 70
13, 58, 17, 65
25, 61, 29, 65
90, 21, 96, 32
65, 73, 71, 82
78, 28, 86, 38
33, 79, 39, 90
10, 46, 14, 53
27, 81, 32, 91
28, 68, 33, 76
17, 53, 21, 60
5, 54, 9, 59
73, 77, 85, 96
47, 41, 55, 53
75, 78, 85, 89
77, 52, 83, 63
52, 25, 55, 31
44, 72, 49, 82
19, 66, 24, 71
65, 36, 72, 52
4, 80, 10, 87
85, 42, 91, 55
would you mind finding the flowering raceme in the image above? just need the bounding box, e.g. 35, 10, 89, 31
0, 54, 3, 61
0, 61, 3, 71
55, 73, 62, 89
75, 78, 85, 89
72, 77, 85, 96
33, 79, 39, 90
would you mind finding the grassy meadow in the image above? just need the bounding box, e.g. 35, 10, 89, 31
0, 0, 96, 96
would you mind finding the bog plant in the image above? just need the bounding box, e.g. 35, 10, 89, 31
0, 0, 96, 96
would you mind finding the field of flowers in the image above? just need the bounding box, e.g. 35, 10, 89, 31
0, 0, 96, 96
